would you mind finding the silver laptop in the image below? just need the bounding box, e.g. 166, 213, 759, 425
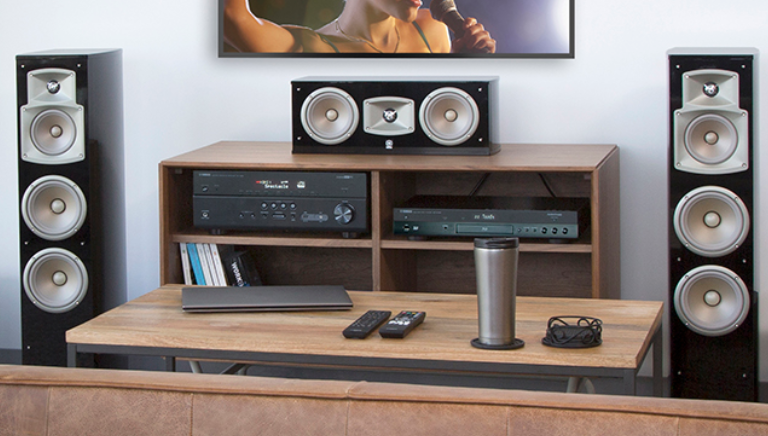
181, 285, 353, 313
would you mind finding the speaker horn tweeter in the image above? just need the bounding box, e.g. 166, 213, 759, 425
363, 96, 415, 136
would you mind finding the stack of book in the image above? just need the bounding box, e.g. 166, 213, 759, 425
179, 243, 262, 287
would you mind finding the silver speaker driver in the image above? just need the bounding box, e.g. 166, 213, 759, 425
674, 265, 749, 337
673, 186, 749, 257
30, 108, 78, 156
23, 247, 89, 314
419, 87, 479, 146
300, 87, 359, 145
684, 113, 739, 165
21, 175, 87, 241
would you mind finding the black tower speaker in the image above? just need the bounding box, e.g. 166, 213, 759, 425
292, 76, 499, 155
17, 49, 124, 366
668, 48, 758, 401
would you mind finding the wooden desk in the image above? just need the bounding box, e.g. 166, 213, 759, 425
67, 285, 663, 395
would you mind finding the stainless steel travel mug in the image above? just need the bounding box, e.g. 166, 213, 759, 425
472, 237, 524, 349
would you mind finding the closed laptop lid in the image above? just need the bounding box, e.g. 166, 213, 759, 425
181, 285, 353, 313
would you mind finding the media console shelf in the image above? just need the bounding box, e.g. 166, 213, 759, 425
160, 141, 619, 299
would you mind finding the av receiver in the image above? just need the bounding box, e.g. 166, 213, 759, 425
394, 196, 590, 240
193, 170, 368, 237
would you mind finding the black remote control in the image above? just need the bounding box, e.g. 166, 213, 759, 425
343, 310, 392, 339
378, 311, 426, 339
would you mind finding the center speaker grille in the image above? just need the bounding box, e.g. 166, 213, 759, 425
292, 76, 498, 155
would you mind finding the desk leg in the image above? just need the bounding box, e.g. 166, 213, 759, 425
67, 344, 78, 368
189, 361, 203, 373
164, 356, 176, 372
566, 377, 579, 393
653, 327, 663, 397
566, 377, 596, 394
623, 371, 637, 396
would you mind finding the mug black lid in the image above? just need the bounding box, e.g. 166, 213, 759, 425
474, 237, 519, 249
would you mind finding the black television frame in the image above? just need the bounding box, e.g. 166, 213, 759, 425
219, 0, 575, 59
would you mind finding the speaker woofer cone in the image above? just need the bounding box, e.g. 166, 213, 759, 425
673, 186, 749, 257
684, 113, 739, 165
30, 108, 78, 156
300, 87, 359, 145
419, 87, 480, 146
23, 248, 89, 314
21, 175, 88, 241
674, 265, 749, 337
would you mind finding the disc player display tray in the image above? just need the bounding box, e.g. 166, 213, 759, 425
393, 196, 590, 240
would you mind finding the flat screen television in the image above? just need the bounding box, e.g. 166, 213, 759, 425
219, 0, 574, 58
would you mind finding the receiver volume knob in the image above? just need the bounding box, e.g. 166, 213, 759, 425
334, 203, 355, 225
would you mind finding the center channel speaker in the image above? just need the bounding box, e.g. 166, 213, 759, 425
17, 49, 124, 367
668, 48, 758, 401
291, 76, 499, 155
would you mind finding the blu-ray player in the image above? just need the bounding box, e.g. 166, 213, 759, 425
393, 196, 589, 240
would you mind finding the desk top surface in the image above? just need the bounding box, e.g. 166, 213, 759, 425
160, 141, 618, 173
67, 286, 662, 370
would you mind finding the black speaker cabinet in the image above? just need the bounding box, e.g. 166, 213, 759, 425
667, 48, 758, 401
17, 49, 124, 367
291, 76, 499, 155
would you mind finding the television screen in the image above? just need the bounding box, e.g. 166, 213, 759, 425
220, 0, 574, 58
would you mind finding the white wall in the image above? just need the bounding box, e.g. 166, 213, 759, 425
1, 0, 766, 379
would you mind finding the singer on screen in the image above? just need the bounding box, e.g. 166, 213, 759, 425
223, 0, 496, 54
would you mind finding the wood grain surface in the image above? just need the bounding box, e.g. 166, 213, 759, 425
161, 141, 616, 172
159, 141, 620, 297
68, 285, 661, 370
